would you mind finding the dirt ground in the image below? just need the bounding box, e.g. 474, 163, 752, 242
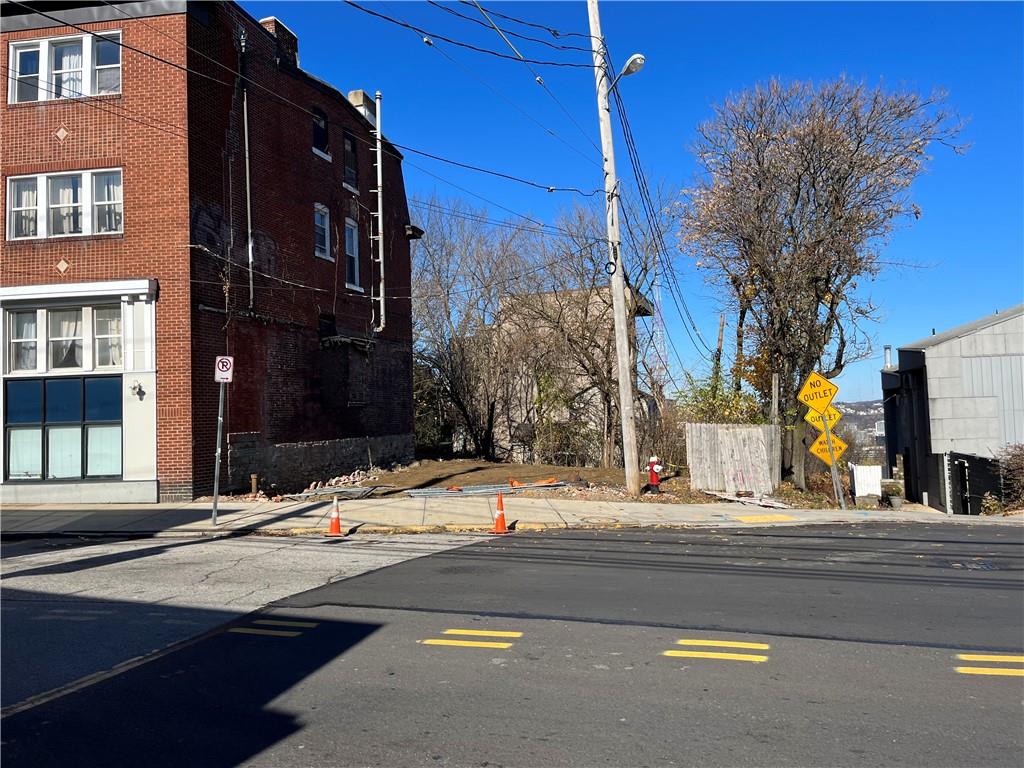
372, 459, 719, 504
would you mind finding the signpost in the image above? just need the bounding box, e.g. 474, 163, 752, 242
798, 371, 846, 509
212, 356, 234, 525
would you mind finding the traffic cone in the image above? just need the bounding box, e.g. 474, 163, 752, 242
325, 495, 343, 537
491, 492, 511, 535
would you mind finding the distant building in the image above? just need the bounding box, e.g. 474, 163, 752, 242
881, 305, 1024, 514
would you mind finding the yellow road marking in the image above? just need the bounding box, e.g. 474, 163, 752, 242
955, 667, 1024, 677
420, 639, 513, 649
253, 619, 319, 629
735, 514, 796, 523
442, 629, 523, 638
676, 639, 770, 650
228, 627, 302, 638
956, 654, 1024, 663
663, 650, 768, 663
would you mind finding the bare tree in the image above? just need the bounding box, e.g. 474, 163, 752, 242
676, 77, 964, 487
412, 197, 530, 460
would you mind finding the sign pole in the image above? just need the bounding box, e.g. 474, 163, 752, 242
821, 413, 846, 510
212, 380, 225, 526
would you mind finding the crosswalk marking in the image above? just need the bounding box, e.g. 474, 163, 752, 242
442, 629, 523, 638
420, 638, 514, 649
228, 627, 302, 638
663, 650, 769, 663
675, 639, 770, 650
253, 619, 319, 629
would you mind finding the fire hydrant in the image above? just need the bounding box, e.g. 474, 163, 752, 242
647, 456, 663, 493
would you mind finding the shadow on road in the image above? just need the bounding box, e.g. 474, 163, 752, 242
1, 590, 380, 768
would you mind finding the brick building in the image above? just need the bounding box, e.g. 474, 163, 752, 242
1, 1, 418, 503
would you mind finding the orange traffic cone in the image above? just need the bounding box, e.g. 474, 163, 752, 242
326, 495, 343, 537
491, 492, 511, 535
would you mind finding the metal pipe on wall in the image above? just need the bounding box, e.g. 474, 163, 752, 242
374, 90, 386, 332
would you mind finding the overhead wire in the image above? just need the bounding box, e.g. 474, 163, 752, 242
466, 0, 602, 154
22, 1, 596, 201
342, 1, 592, 68
426, 1, 594, 53
457, 1, 599, 42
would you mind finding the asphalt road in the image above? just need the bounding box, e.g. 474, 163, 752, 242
1, 522, 1021, 767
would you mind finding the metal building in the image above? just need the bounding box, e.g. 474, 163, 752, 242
880, 304, 1024, 514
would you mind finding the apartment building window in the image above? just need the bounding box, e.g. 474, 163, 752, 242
4, 376, 123, 481
7, 170, 122, 240
312, 107, 330, 159
345, 218, 359, 287
343, 131, 358, 190
4, 305, 124, 375
9, 32, 121, 103
314, 204, 331, 261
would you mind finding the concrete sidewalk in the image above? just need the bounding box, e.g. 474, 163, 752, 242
2, 493, 1020, 538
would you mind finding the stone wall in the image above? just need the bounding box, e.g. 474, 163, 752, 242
228, 431, 413, 492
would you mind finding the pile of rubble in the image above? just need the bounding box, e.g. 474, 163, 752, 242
299, 466, 381, 494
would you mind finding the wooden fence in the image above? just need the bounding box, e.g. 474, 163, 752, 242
685, 423, 782, 496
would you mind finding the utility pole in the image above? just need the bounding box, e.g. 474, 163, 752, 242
587, 0, 641, 496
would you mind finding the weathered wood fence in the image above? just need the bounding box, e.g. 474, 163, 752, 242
685, 423, 782, 496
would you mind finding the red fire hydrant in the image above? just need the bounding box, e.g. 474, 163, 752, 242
647, 456, 663, 493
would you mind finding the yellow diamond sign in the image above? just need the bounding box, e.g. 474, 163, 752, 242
798, 371, 839, 414
804, 404, 842, 432
809, 431, 848, 466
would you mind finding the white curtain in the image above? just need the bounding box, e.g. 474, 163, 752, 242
47, 426, 81, 479
50, 309, 82, 368
49, 176, 81, 235
14, 312, 37, 370
8, 428, 42, 479
12, 179, 37, 237
52, 42, 83, 97
87, 425, 122, 476
94, 172, 122, 232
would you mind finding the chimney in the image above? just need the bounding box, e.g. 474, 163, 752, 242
347, 89, 377, 127
884, 345, 892, 368
259, 17, 298, 67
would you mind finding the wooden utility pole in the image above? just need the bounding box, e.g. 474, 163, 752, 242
587, 0, 641, 496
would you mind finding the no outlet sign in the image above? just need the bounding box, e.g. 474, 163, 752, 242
214, 356, 234, 383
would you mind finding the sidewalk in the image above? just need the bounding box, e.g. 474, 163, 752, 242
2, 493, 1019, 538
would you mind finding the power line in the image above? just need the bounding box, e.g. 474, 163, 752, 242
21, 0, 594, 201
426, 1, 594, 54
466, 0, 601, 154
428, 42, 602, 169
458, 1, 598, 42
409, 199, 574, 238
394, 143, 601, 196
343, 1, 592, 68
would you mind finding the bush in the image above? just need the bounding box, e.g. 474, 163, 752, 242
999, 444, 1024, 509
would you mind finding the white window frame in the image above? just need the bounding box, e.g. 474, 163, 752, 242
8, 309, 41, 373
92, 305, 123, 369
3, 305, 129, 377
344, 217, 361, 290
314, 203, 332, 262
11, 45, 41, 103
6, 169, 122, 241
8, 31, 121, 105
8, 177, 39, 239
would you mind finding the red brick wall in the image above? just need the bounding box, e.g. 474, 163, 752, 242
1, 13, 194, 501
185, 5, 415, 493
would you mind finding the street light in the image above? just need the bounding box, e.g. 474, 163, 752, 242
608, 53, 645, 92
587, 0, 645, 496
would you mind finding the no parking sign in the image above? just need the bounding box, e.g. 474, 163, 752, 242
214, 356, 234, 383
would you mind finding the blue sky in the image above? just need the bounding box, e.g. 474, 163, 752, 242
242, 1, 1024, 401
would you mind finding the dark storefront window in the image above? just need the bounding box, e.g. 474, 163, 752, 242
4, 376, 122, 481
